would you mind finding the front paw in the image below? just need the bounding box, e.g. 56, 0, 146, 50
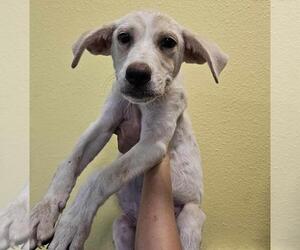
30, 198, 62, 249
48, 208, 92, 250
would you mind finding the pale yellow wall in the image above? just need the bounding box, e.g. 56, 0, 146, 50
0, 1, 29, 208
31, 1, 270, 249
271, 1, 300, 250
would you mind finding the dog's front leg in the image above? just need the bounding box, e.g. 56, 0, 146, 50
30, 90, 125, 249
48, 93, 186, 250
48, 140, 166, 250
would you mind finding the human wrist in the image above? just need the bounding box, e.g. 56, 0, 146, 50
143, 154, 172, 199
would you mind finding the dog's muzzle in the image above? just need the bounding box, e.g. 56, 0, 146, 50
121, 62, 158, 103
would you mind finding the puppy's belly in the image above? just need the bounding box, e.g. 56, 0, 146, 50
116, 156, 201, 223
169, 145, 203, 205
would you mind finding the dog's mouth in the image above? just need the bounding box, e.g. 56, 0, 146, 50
120, 86, 160, 103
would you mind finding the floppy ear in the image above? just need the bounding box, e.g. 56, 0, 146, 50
182, 29, 228, 83
71, 24, 116, 68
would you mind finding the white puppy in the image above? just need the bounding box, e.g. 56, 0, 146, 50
30, 11, 228, 250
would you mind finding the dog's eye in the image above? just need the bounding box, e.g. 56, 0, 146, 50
118, 32, 131, 44
160, 37, 177, 49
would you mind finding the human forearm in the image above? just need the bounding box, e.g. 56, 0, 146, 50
135, 155, 182, 250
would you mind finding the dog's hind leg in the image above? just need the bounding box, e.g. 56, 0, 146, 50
177, 203, 206, 250
113, 215, 135, 250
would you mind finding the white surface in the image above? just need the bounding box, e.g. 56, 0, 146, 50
271, 1, 300, 249
0, 1, 29, 207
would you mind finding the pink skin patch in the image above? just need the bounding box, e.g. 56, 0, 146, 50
114, 103, 141, 154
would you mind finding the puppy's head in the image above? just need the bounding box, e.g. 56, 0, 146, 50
72, 11, 228, 103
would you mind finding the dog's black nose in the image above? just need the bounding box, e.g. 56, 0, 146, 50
126, 62, 151, 86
